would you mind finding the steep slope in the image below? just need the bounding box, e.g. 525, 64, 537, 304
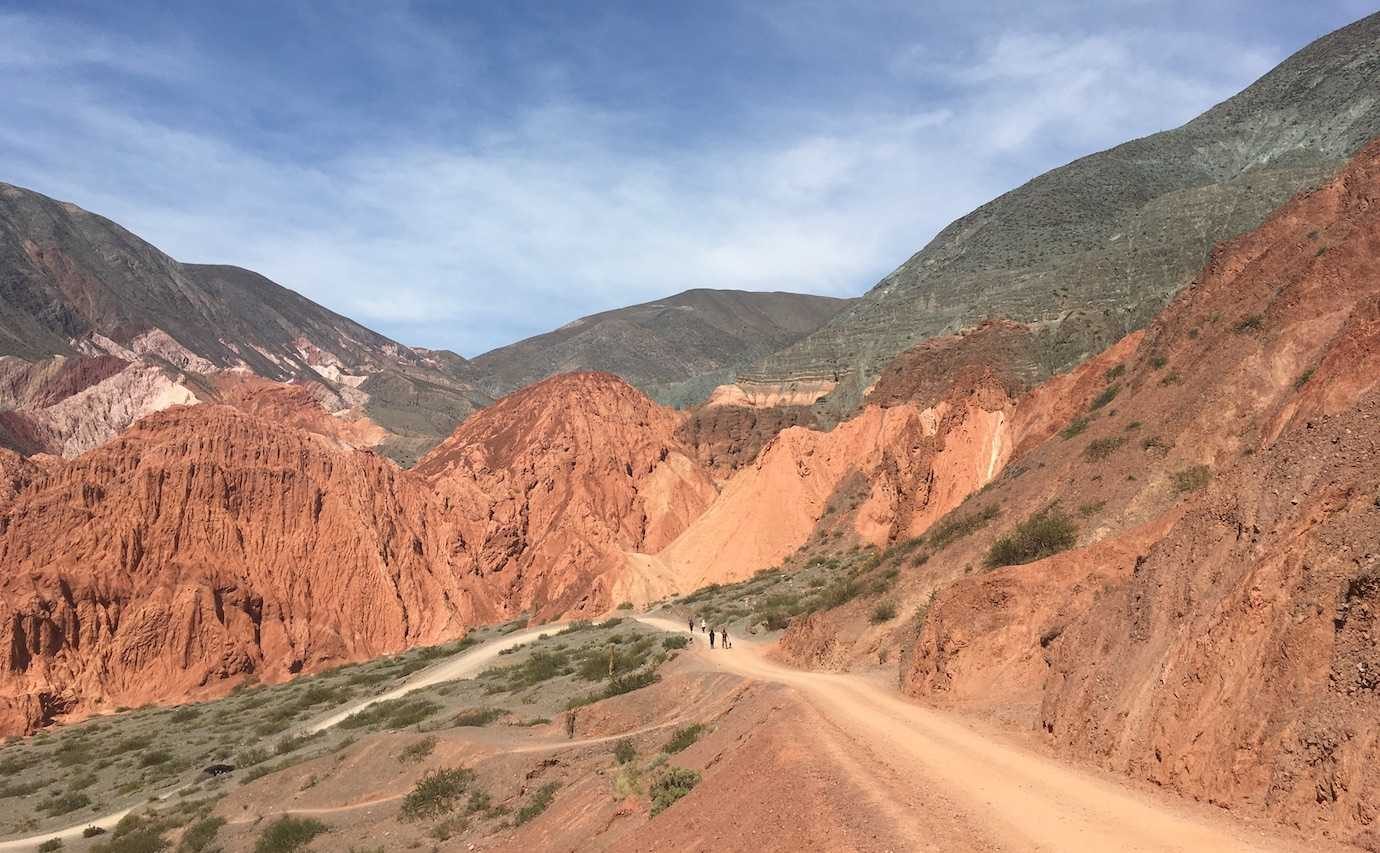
460, 289, 854, 407
0, 405, 501, 734
0, 183, 492, 463
888, 137, 1380, 844
638, 321, 1139, 590
416, 372, 718, 615
742, 12, 1380, 412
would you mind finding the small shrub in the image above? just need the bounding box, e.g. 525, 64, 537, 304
1103, 363, 1126, 382
139, 749, 173, 768
169, 707, 200, 724
1141, 435, 1172, 453
339, 698, 440, 730
1089, 384, 1120, 411
1149, 355, 1167, 369
1076, 501, 1105, 518
179, 816, 225, 852
1171, 465, 1212, 493
613, 738, 636, 765
429, 815, 468, 841
1125, 420, 1142, 430
83, 827, 107, 838
758, 610, 790, 631
400, 767, 475, 822
1233, 315, 1264, 334
274, 732, 318, 756
1160, 370, 1182, 386
451, 707, 507, 728
1060, 417, 1091, 440
663, 724, 704, 754
986, 506, 1078, 569
926, 504, 999, 550
616, 601, 634, 610
1083, 436, 1125, 462
869, 601, 897, 624
1294, 368, 1314, 389
253, 816, 327, 853
39, 791, 91, 817
650, 767, 700, 816
662, 634, 689, 650
398, 736, 437, 763
515, 782, 559, 825
38, 840, 63, 852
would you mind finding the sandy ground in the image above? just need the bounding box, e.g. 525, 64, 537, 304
4, 616, 1361, 852
634, 616, 1352, 853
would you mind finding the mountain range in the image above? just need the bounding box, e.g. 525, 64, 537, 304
2, 11, 1380, 851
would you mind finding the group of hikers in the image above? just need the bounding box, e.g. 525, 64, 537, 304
689, 616, 732, 649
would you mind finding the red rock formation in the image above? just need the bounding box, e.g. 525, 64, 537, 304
0, 405, 499, 732
900, 138, 1380, 844
416, 372, 717, 615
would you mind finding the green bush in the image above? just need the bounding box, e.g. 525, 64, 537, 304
1089, 384, 1120, 410
429, 815, 468, 841
926, 504, 1000, 550
869, 601, 897, 624
92, 826, 168, 853
179, 816, 224, 852
1060, 417, 1091, 439
139, 749, 173, 768
38, 840, 63, 852
451, 707, 507, 728
758, 610, 790, 631
1172, 465, 1212, 493
650, 767, 700, 816
1233, 315, 1264, 333
662, 634, 690, 650
515, 782, 559, 825
616, 601, 634, 610
253, 816, 327, 853
39, 791, 91, 817
663, 724, 704, 754
397, 736, 437, 763
1103, 363, 1126, 381
274, 732, 318, 756
400, 767, 475, 822
613, 738, 636, 765
83, 827, 107, 838
986, 507, 1078, 569
338, 698, 440, 730
1082, 436, 1125, 462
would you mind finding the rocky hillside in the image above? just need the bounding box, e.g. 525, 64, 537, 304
742, 12, 1380, 413
459, 289, 853, 407
0, 405, 503, 735
760, 137, 1380, 846
0, 372, 723, 733
416, 372, 718, 614
0, 182, 493, 463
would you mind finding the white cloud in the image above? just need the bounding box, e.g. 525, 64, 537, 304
0, 8, 1292, 355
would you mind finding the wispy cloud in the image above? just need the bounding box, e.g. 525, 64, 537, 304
0, 3, 1357, 354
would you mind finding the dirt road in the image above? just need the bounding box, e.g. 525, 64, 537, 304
637, 615, 1334, 853
1, 616, 1347, 852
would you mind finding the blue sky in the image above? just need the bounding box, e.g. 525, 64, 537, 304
2, 2, 1373, 355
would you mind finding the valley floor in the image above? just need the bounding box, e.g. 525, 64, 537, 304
2, 616, 1361, 853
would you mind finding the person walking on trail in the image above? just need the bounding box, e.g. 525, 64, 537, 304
709, 628, 716, 649
688, 616, 694, 633
700, 617, 707, 634
721, 627, 730, 649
